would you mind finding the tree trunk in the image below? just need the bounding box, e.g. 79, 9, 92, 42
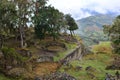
53, 34, 56, 41
0, 35, 3, 49
64, 28, 67, 34
70, 30, 73, 37
73, 31, 75, 36
19, 26, 24, 48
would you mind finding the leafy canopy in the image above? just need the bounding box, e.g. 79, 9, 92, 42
103, 15, 120, 54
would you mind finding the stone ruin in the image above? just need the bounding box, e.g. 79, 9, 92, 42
105, 71, 120, 80
34, 72, 76, 80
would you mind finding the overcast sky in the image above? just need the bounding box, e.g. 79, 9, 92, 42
48, 0, 120, 20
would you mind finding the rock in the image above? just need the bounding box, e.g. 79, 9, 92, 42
106, 56, 120, 70
43, 42, 67, 52
105, 73, 111, 80
0, 51, 5, 69
34, 77, 41, 80
75, 66, 82, 71
105, 71, 120, 80
0, 51, 3, 59
106, 65, 120, 70
17, 49, 32, 57
6, 66, 12, 70
87, 72, 96, 79
12, 60, 18, 66
7, 68, 27, 77
85, 66, 90, 70
36, 56, 53, 63
115, 71, 120, 79
34, 72, 77, 80
85, 66, 96, 72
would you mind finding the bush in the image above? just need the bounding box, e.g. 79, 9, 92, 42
1, 47, 27, 62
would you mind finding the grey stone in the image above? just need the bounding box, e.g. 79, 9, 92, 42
0, 51, 3, 58
34, 72, 77, 80
76, 66, 82, 71
36, 56, 53, 63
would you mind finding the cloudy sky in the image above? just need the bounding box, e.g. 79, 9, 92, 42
48, 0, 120, 20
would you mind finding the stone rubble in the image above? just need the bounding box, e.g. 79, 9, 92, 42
34, 72, 77, 80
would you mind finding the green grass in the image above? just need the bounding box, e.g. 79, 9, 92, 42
59, 53, 118, 80
54, 43, 77, 61
59, 42, 119, 80
0, 73, 25, 80
92, 41, 112, 54
59, 41, 119, 80
0, 74, 15, 80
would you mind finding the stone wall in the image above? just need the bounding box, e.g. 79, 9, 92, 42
60, 44, 85, 65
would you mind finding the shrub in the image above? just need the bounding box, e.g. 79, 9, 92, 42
1, 47, 28, 62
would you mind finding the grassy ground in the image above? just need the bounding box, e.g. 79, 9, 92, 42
59, 53, 117, 80
92, 41, 112, 54
59, 41, 120, 80
53, 42, 77, 61
1, 54, 115, 80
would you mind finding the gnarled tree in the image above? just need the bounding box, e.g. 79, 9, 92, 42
65, 14, 78, 37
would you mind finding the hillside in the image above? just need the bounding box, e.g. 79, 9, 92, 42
76, 14, 115, 30
76, 14, 116, 46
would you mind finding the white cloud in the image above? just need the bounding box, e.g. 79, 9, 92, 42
48, 0, 120, 19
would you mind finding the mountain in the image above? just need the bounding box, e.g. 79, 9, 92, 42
76, 14, 116, 47
76, 14, 115, 31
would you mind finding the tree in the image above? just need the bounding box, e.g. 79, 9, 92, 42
14, 0, 33, 48
0, 0, 16, 48
103, 25, 112, 37
103, 15, 120, 54
47, 6, 64, 40
33, 0, 48, 39
65, 14, 78, 36
34, 5, 65, 40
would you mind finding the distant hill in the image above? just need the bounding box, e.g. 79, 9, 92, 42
76, 14, 116, 47
76, 14, 115, 31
